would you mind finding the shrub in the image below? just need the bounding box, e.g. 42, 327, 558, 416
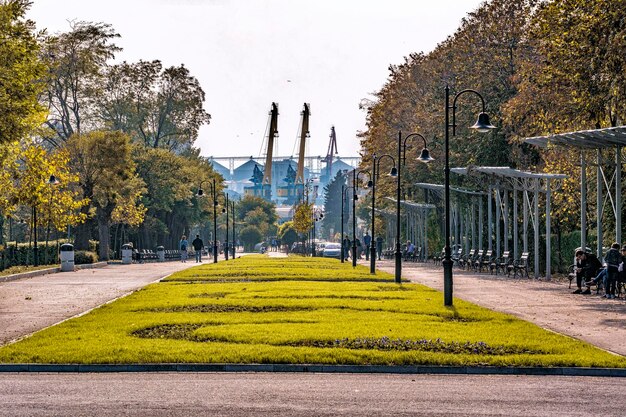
75, 251, 98, 265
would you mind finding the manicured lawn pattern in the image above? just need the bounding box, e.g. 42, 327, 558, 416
0, 255, 623, 367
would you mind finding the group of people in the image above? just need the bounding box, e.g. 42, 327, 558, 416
342, 232, 385, 260
573, 242, 626, 299
178, 234, 237, 263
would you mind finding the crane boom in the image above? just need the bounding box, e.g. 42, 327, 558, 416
262, 102, 279, 199
321, 126, 338, 180
294, 103, 310, 185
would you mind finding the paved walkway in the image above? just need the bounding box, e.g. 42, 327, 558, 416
0, 261, 198, 345
371, 258, 626, 356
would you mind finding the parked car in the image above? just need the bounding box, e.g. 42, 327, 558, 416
321, 242, 341, 259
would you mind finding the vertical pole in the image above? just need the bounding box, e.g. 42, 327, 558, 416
581, 151, 587, 251
503, 188, 509, 253
616, 146, 621, 244
395, 132, 402, 283
546, 178, 552, 280
213, 179, 218, 264
225, 193, 229, 260
352, 170, 357, 268
513, 185, 519, 259
523, 188, 529, 253
478, 195, 483, 251
232, 201, 236, 259
597, 150, 602, 258
370, 156, 376, 274
33, 205, 38, 267
487, 187, 493, 252
443, 85, 453, 305
423, 208, 428, 262
495, 187, 501, 258
534, 178, 540, 278
341, 185, 345, 263
471, 199, 476, 250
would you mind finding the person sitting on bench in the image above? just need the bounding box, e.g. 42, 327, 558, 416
573, 250, 602, 294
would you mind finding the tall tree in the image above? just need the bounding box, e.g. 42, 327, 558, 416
41, 21, 120, 147
321, 170, 346, 240
99, 60, 211, 151
67, 130, 145, 259
0, 0, 46, 145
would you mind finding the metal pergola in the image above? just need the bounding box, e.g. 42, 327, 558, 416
451, 167, 567, 279
414, 183, 487, 260
525, 126, 626, 258
376, 199, 436, 260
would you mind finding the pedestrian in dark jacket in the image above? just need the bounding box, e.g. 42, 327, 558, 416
192, 234, 204, 263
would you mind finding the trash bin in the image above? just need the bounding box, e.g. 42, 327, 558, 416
60, 243, 75, 272
156, 246, 165, 262
121, 243, 133, 264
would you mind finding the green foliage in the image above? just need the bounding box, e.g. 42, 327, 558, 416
292, 202, 313, 235
74, 250, 98, 265
0, 0, 47, 144
0, 256, 623, 367
238, 225, 263, 252
99, 60, 211, 152
321, 170, 347, 240
236, 195, 278, 239
277, 221, 298, 248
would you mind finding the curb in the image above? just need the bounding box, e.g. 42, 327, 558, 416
0, 363, 624, 377
0, 262, 108, 283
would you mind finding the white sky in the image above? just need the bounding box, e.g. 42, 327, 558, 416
28, 0, 485, 160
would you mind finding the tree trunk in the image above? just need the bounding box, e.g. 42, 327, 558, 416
97, 206, 113, 261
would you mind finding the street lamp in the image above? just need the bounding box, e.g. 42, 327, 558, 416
45, 175, 60, 264
392, 132, 431, 283
221, 192, 229, 260
442, 85, 496, 305
198, 178, 219, 263
367, 154, 397, 274
231, 200, 236, 259
33, 174, 60, 267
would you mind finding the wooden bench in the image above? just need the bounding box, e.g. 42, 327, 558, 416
478, 249, 493, 273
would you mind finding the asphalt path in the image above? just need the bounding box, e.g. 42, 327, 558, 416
0, 261, 197, 345
0, 372, 622, 417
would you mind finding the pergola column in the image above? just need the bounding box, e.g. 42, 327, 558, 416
478, 196, 483, 250
597, 150, 602, 258
513, 184, 519, 259
534, 178, 540, 278
495, 187, 501, 258
581, 151, 587, 251
616, 146, 622, 244
546, 178, 552, 280
503, 188, 509, 253
488, 187, 493, 252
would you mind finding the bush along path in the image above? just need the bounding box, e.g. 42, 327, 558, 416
0, 255, 624, 369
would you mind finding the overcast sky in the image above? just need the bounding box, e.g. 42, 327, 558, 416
28, 0, 486, 160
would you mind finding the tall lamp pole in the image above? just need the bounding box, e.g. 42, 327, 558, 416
231, 201, 236, 259
368, 154, 397, 274
351, 169, 370, 268
197, 179, 219, 263
442, 85, 496, 305
341, 184, 345, 263
222, 192, 229, 260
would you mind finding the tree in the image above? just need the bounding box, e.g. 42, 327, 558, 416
41, 21, 120, 146
67, 130, 145, 259
98, 60, 211, 151
292, 202, 313, 236
321, 170, 346, 240
236, 195, 278, 239
0, 0, 46, 144
239, 225, 262, 252
277, 221, 298, 249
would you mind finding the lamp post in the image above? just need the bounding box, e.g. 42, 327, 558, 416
231, 200, 236, 259
198, 179, 219, 263
222, 192, 229, 260
367, 154, 397, 274
442, 85, 496, 305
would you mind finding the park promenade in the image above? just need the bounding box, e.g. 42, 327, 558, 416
373, 258, 626, 356
0, 261, 197, 345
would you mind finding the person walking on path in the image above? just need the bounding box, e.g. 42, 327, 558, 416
192, 234, 204, 263
179, 235, 189, 263
376, 235, 384, 260
363, 232, 371, 261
